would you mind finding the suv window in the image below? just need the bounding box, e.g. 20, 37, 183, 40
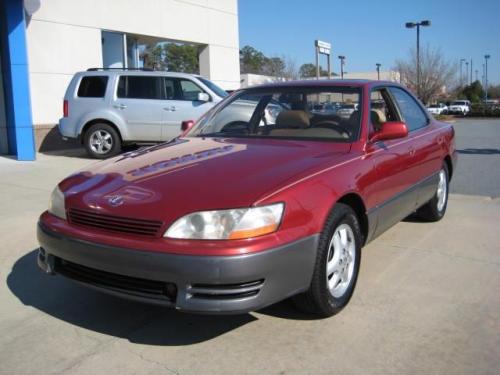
389, 87, 428, 131
77, 76, 108, 98
179, 79, 204, 101
117, 76, 163, 100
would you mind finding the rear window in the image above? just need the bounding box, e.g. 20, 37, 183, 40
77, 76, 108, 98
117, 76, 163, 100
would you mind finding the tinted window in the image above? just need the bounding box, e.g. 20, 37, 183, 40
179, 79, 204, 101
164, 78, 177, 100
389, 87, 428, 131
117, 76, 163, 99
77, 76, 108, 97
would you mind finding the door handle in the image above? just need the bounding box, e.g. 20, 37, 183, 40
163, 106, 177, 112
409, 147, 416, 156
113, 104, 127, 109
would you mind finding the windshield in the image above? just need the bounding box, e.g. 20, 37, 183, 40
197, 77, 229, 98
187, 86, 362, 142
452, 101, 466, 105
429, 105, 439, 108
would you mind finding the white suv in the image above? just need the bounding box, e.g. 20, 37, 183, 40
447, 100, 471, 116
59, 69, 229, 158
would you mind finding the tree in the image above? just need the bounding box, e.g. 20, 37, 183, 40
262, 57, 285, 77
487, 85, 500, 99
459, 81, 485, 103
299, 63, 331, 78
164, 44, 199, 73
394, 46, 457, 104
240, 45, 267, 74
142, 43, 199, 73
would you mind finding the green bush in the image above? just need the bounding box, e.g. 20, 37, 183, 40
469, 104, 500, 117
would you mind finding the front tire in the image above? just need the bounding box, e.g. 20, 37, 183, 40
417, 164, 449, 222
84, 123, 122, 159
293, 203, 362, 317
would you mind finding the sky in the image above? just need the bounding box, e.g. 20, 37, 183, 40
238, 0, 499, 85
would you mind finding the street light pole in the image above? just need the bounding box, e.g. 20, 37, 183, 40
376, 63, 381, 80
405, 20, 431, 98
470, 58, 473, 84
460, 59, 466, 86
465, 61, 469, 85
484, 54, 490, 102
338, 55, 345, 79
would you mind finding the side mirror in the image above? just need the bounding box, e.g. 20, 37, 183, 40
370, 121, 408, 143
197, 92, 210, 102
181, 120, 195, 132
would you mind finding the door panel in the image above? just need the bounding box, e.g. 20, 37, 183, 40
161, 78, 214, 140
114, 75, 164, 141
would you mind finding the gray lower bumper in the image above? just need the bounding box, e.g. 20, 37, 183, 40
37, 223, 318, 314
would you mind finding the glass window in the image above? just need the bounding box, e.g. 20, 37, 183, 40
197, 77, 229, 98
117, 76, 163, 100
179, 79, 204, 101
188, 87, 362, 142
164, 78, 177, 100
77, 76, 108, 98
389, 87, 428, 131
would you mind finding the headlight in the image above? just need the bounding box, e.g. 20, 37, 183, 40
48, 186, 66, 220
164, 203, 284, 240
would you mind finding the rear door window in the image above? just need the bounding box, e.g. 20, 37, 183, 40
117, 76, 164, 100
77, 76, 108, 97
389, 87, 428, 131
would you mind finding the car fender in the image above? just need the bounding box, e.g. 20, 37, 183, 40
76, 109, 130, 140
254, 155, 370, 242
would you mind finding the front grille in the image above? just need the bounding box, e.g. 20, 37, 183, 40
55, 258, 176, 302
189, 279, 264, 300
68, 208, 163, 237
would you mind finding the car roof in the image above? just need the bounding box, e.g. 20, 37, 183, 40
75, 70, 202, 79
245, 79, 401, 90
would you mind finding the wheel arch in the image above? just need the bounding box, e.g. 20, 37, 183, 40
335, 193, 369, 245
81, 119, 123, 144
444, 155, 453, 180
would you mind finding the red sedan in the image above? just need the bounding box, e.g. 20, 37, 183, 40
38, 80, 456, 317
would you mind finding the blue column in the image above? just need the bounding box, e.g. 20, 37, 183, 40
1, 0, 35, 160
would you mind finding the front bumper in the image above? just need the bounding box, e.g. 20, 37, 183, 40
37, 222, 318, 314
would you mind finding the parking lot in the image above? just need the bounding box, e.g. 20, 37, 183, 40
0, 118, 499, 375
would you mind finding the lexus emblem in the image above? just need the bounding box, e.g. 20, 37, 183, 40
107, 195, 124, 207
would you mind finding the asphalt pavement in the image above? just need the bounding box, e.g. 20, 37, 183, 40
0, 118, 499, 374
450, 118, 500, 197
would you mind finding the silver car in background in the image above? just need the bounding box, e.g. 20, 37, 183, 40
59, 69, 229, 158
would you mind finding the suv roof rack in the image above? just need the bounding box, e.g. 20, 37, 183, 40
86, 67, 156, 71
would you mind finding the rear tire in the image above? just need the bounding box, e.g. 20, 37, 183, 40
417, 164, 449, 222
293, 203, 362, 317
84, 123, 122, 159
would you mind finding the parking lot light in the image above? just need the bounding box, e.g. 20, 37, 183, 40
338, 55, 346, 79
405, 20, 431, 98
376, 63, 381, 80
484, 55, 490, 102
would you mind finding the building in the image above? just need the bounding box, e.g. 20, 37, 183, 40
331, 71, 401, 82
0, 0, 240, 160
240, 73, 286, 88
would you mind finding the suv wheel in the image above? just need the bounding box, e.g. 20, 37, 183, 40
293, 203, 362, 317
84, 123, 122, 159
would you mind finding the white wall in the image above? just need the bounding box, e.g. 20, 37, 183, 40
26, 0, 240, 126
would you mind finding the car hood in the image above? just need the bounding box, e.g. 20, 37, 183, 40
61, 137, 351, 224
